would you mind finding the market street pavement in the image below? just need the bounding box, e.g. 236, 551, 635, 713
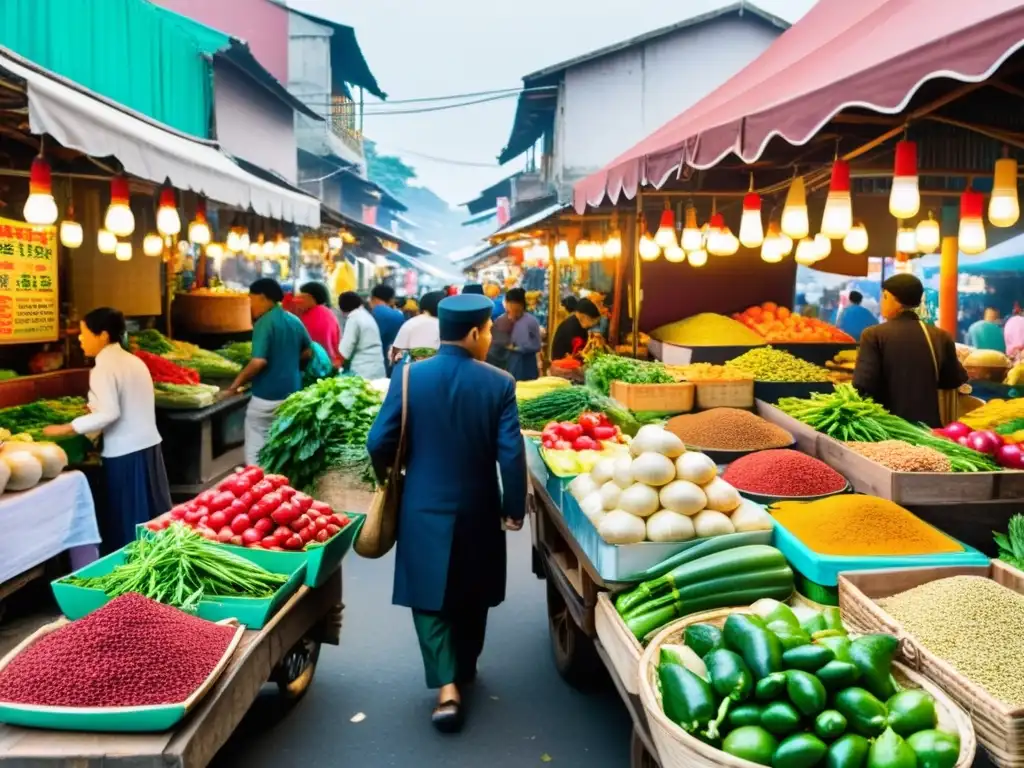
213, 520, 632, 767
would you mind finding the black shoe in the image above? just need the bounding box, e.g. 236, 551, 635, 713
456, 667, 478, 686
431, 700, 464, 734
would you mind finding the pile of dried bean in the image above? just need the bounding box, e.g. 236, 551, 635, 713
845, 440, 952, 472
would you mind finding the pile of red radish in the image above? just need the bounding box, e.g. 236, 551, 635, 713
934, 421, 1024, 469
145, 465, 351, 550
541, 412, 627, 451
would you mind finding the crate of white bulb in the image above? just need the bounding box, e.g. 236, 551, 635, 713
563, 424, 775, 583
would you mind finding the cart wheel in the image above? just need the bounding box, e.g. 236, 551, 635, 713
630, 727, 659, 768
531, 546, 546, 579
546, 575, 601, 689
273, 636, 322, 702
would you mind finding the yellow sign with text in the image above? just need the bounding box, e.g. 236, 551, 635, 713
0, 217, 58, 344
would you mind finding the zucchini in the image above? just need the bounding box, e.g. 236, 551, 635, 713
626, 533, 772, 584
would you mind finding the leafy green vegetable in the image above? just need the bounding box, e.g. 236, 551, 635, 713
0, 397, 88, 434
129, 329, 174, 355
995, 514, 1024, 570
217, 341, 253, 367
517, 385, 641, 434
259, 376, 383, 491
153, 383, 220, 409
585, 354, 674, 395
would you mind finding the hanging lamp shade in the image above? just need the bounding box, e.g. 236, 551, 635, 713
760, 223, 784, 263
739, 191, 764, 248
821, 159, 852, 239
889, 140, 920, 218
638, 231, 660, 261
813, 233, 832, 261
777, 230, 793, 256
706, 212, 727, 256
959, 187, 987, 254
794, 237, 818, 265
24, 157, 58, 226
989, 157, 1020, 227
142, 233, 164, 257
781, 177, 809, 240
97, 229, 117, 254
896, 226, 918, 254
843, 222, 869, 255
188, 198, 211, 245
105, 175, 135, 237
687, 248, 707, 267
156, 186, 181, 236
114, 241, 132, 261
915, 213, 941, 254
664, 244, 686, 263
654, 208, 677, 249
681, 204, 702, 252
59, 206, 82, 249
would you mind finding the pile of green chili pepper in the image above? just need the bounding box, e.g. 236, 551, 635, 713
64, 524, 287, 612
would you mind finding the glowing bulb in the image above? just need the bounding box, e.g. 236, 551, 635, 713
327, 235, 342, 251
105, 176, 134, 237
261, 239, 276, 257
554, 240, 570, 261
687, 249, 707, 267
248, 241, 262, 258
739, 192, 763, 248
603, 234, 621, 258
681, 205, 702, 252
664, 244, 686, 263
143, 233, 164, 257
843, 223, 869, 255
239, 232, 251, 252
574, 239, 591, 261
795, 237, 818, 265
206, 243, 224, 260
777, 232, 793, 256
638, 233, 660, 261
781, 177, 809, 239
97, 229, 117, 254
188, 219, 211, 246
915, 216, 940, 254
895, 227, 916, 254
226, 230, 242, 252
761, 223, 784, 263
890, 140, 920, 218
156, 187, 180, 236
990, 157, 1020, 227
821, 159, 852, 239
275, 237, 290, 258
23, 195, 57, 226
59, 219, 82, 249
654, 209, 677, 249
814, 233, 832, 260
115, 241, 132, 261
959, 188, 986, 255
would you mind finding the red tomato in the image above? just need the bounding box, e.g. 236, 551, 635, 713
243, 466, 264, 483
265, 474, 290, 488
226, 499, 248, 519
216, 527, 234, 543
279, 486, 296, 501
578, 413, 602, 433
271, 502, 300, 526
198, 515, 210, 528
591, 425, 617, 441
230, 514, 251, 535
184, 509, 204, 525
260, 536, 279, 549
282, 534, 304, 551
145, 521, 160, 531
229, 534, 244, 546
273, 525, 293, 540
250, 480, 274, 498
299, 525, 315, 543
310, 500, 332, 516
207, 511, 228, 530
241, 528, 262, 545
254, 517, 274, 535
542, 438, 556, 449
572, 436, 600, 451
597, 413, 612, 427
314, 515, 331, 530
199, 529, 217, 540
292, 492, 313, 512
557, 422, 584, 441
554, 440, 572, 450
218, 475, 250, 496
290, 514, 312, 532
236, 491, 256, 510
325, 523, 341, 536
169, 505, 189, 520
315, 529, 330, 543
195, 490, 217, 507
331, 514, 350, 528
261, 491, 283, 510
248, 500, 274, 521
208, 491, 236, 513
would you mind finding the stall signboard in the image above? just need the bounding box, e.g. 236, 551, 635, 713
0, 218, 58, 344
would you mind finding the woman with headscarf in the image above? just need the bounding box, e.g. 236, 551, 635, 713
296, 281, 341, 365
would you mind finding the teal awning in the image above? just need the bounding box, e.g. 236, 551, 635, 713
918, 232, 1024, 275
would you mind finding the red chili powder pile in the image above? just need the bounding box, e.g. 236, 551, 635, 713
723, 449, 847, 497
0, 593, 235, 708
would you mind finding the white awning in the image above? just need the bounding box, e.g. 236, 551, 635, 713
0, 47, 320, 227
489, 202, 566, 239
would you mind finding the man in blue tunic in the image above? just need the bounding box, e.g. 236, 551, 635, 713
366, 294, 527, 733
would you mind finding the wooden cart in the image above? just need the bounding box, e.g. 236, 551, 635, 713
528, 469, 660, 768
0, 570, 344, 767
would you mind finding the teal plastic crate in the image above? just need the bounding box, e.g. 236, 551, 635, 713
51, 546, 305, 629
137, 513, 364, 589
771, 519, 991, 587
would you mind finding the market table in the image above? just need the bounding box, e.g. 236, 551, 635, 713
528, 466, 660, 768
0, 569, 343, 768
0, 471, 99, 593
156, 392, 250, 501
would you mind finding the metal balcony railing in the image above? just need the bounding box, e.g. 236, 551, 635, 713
330, 95, 363, 155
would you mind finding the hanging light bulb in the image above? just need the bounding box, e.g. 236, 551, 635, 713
535, 243, 551, 264
777, 230, 793, 256
23, 156, 58, 226
664, 244, 686, 263
739, 188, 764, 249
143, 233, 164, 257
114, 241, 132, 261
261, 237, 276, 257
821, 159, 853, 238
275, 235, 290, 258
959, 186, 986, 254
247, 239, 263, 259
680, 204, 702, 252
761, 222, 783, 263
843, 222, 869, 254
915, 213, 941, 254
794, 237, 818, 265
59, 206, 83, 249
654, 207, 677, 249
207, 242, 225, 260
638, 230, 660, 261
226, 228, 242, 252
687, 249, 708, 267
719, 227, 739, 256
603, 232, 622, 258
554, 240, 570, 261
574, 239, 591, 261
156, 186, 181, 237
896, 226, 918, 254
97, 229, 117, 254
781, 176, 809, 240
188, 198, 211, 245
706, 213, 738, 256
104, 175, 135, 237
239, 231, 251, 252
889, 140, 920, 218
814, 233, 832, 261
989, 156, 1020, 227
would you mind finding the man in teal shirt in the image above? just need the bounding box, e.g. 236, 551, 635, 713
967, 307, 1006, 352
225, 278, 311, 465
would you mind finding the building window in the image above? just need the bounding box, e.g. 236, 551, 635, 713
330, 94, 362, 153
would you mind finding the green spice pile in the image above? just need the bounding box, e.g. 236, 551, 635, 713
879, 576, 1024, 705
259, 376, 383, 491
727, 347, 832, 382
585, 354, 674, 395
65, 524, 288, 612
778, 384, 1000, 472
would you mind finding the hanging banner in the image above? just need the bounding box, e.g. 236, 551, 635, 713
0, 218, 58, 344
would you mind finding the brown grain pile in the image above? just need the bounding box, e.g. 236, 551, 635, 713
845, 440, 951, 472
666, 408, 793, 450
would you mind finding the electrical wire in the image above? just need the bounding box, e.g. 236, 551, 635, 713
377, 147, 502, 168
300, 86, 557, 114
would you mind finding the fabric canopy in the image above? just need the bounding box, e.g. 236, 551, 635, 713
2, 46, 320, 227
573, 0, 1024, 213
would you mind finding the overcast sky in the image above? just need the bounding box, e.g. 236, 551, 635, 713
289, 0, 818, 206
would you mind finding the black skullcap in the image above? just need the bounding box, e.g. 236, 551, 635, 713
882, 273, 924, 307
461, 283, 484, 295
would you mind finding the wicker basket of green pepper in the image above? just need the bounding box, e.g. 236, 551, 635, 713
638, 601, 974, 768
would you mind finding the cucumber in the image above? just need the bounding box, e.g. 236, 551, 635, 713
627, 534, 775, 583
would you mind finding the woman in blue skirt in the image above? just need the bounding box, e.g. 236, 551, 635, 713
44, 307, 170, 551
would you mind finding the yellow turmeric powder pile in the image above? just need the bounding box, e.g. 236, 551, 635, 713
770, 495, 963, 556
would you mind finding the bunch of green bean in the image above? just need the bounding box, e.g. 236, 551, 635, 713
66, 524, 287, 611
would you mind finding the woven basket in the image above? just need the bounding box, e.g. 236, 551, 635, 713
694, 380, 755, 409
639, 607, 976, 768
839, 562, 1024, 768
314, 467, 376, 515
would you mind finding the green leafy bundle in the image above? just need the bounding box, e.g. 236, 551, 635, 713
584, 354, 673, 395
259, 376, 383, 491
129, 329, 174, 355
995, 514, 1024, 570
0, 397, 88, 434
217, 341, 253, 367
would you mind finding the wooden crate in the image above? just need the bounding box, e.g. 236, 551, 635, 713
594, 592, 643, 695
693, 379, 754, 409
839, 563, 1024, 768
610, 381, 694, 413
